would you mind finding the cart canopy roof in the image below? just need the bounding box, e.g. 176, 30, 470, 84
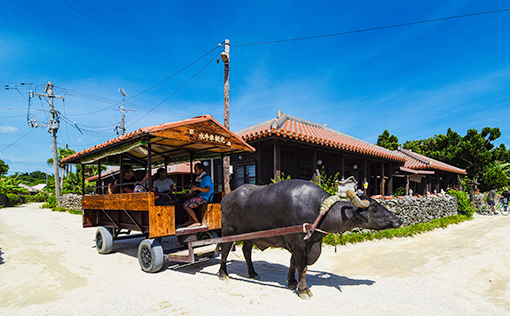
61, 115, 255, 166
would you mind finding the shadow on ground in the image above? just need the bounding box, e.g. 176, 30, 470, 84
0, 247, 4, 265
167, 256, 375, 293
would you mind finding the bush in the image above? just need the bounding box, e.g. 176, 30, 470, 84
41, 194, 57, 209
323, 214, 471, 246
51, 206, 67, 212
6, 193, 19, 206
448, 189, 475, 217
25, 192, 48, 203
393, 186, 405, 196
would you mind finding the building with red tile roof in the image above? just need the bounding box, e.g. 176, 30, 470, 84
231, 111, 464, 196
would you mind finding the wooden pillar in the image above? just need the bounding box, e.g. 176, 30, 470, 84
405, 175, 410, 195
256, 145, 261, 184
340, 155, 345, 179
388, 165, 393, 195
380, 162, 385, 196
363, 159, 368, 195
273, 141, 281, 181
220, 153, 225, 191
189, 152, 194, 188
97, 160, 102, 195
147, 142, 153, 192
81, 163, 85, 196
119, 155, 124, 188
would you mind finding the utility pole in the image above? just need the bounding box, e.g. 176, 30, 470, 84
221, 39, 231, 193
32, 81, 64, 197
119, 88, 127, 135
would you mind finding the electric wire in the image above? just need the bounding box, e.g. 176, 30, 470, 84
127, 52, 221, 128
125, 45, 221, 102
232, 8, 510, 47
0, 128, 36, 153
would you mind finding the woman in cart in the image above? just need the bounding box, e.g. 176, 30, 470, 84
183, 162, 213, 227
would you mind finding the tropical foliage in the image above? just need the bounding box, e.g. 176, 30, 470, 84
378, 127, 510, 192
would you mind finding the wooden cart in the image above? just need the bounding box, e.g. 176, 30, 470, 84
62, 115, 255, 272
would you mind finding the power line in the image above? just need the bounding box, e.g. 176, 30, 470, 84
233, 8, 510, 47
128, 52, 221, 128
126, 45, 221, 101
0, 128, 36, 153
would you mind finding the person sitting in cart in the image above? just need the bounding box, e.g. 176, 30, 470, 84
118, 165, 135, 193
153, 168, 177, 204
183, 162, 213, 228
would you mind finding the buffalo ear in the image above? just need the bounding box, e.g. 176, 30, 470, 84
344, 207, 356, 219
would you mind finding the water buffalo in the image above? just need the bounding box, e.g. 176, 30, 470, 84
218, 179, 402, 299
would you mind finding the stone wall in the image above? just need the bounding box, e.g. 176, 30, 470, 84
57, 193, 83, 211
375, 195, 458, 226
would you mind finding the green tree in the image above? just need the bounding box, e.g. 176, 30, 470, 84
0, 158, 9, 177
479, 165, 508, 191
403, 128, 462, 165
457, 127, 501, 181
377, 130, 400, 151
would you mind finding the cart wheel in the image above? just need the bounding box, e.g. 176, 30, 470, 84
198, 231, 219, 240
95, 227, 113, 254
138, 239, 164, 273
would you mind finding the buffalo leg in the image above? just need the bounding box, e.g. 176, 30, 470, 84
218, 242, 233, 280
242, 241, 259, 279
287, 255, 297, 289
296, 265, 312, 299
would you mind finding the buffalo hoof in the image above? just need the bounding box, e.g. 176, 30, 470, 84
218, 272, 229, 281
249, 273, 260, 280
298, 289, 313, 300
287, 281, 297, 290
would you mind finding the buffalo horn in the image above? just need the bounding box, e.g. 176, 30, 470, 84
346, 190, 370, 208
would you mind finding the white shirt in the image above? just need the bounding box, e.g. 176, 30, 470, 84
153, 178, 174, 193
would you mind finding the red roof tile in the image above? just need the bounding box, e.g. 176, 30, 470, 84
397, 148, 466, 175
236, 113, 406, 162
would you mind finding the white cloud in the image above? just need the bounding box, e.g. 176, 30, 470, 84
0, 125, 20, 134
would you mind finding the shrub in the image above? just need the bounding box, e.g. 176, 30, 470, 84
67, 209, 82, 215
393, 186, 405, 196
6, 193, 19, 206
25, 192, 48, 203
51, 206, 67, 212
41, 194, 57, 209
323, 214, 471, 246
311, 169, 341, 195
447, 189, 475, 217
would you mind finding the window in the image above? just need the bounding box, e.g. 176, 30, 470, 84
233, 164, 256, 189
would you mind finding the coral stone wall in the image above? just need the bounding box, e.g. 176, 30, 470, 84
375, 195, 458, 226
57, 193, 83, 211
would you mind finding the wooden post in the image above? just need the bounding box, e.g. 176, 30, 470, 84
340, 155, 345, 179
363, 159, 368, 195
147, 142, 153, 192
380, 162, 385, 196
119, 156, 123, 188
81, 163, 85, 196
273, 141, 281, 181
222, 39, 231, 193
405, 175, 410, 195
97, 160, 102, 195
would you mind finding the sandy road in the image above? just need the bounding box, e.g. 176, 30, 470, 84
1, 203, 509, 315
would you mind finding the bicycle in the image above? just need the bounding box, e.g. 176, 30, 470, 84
479, 198, 510, 216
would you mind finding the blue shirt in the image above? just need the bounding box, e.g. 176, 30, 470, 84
199, 175, 213, 201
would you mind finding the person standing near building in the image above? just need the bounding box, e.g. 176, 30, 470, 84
487, 186, 502, 215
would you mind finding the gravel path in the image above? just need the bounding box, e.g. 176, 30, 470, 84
1, 203, 509, 315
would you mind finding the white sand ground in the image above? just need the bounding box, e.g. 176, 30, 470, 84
1, 203, 509, 315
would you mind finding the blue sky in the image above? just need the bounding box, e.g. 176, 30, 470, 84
1, 1, 509, 174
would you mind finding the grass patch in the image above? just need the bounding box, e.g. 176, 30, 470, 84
323, 214, 472, 246
67, 209, 82, 215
